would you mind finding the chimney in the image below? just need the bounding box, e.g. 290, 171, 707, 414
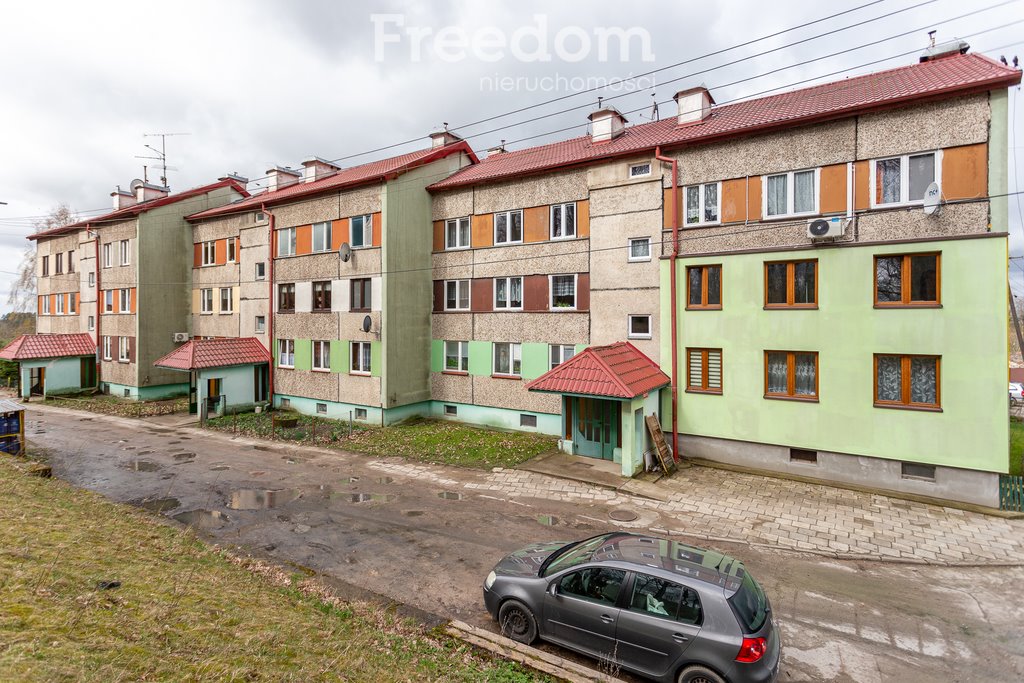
919, 38, 970, 62
265, 166, 301, 192
300, 157, 341, 183
674, 86, 714, 126
429, 127, 463, 149
111, 186, 137, 211
219, 172, 249, 186
588, 106, 628, 143
487, 140, 507, 156
130, 179, 169, 203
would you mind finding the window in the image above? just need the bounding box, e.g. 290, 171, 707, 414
630, 162, 651, 178
119, 289, 130, 313
628, 237, 651, 262
351, 341, 371, 374
118, 337, 130, 362
227, 238, 237, 263
41, 255, 49, 276
102, 243, 112, 268
550, 274, 577, 310
312, 221, 332, 252
104, 290, 113, 313
312, 340, 330, 371
765, 169, 818, 217
316, 402, 328, 415
255, 262, 266, 280
354, 407, 367, 419
444, 279, 470, 311
55, 253, 63, 274
202, 240, 216, 266
520, 414, 538, 428
219, 287, 232, 314
200, 288, 214, 314
550, 344, 576, 369
493, 342, 522, 377
120, 239, 130, 266
350, 214, 372, 248
67, 251, 74, 273
41, 295, 50, 315
874, 253, 939, 307
445, 217, 471, 250
278, 339, 295, 368
102, 336, 111, 360
764, 260, 816, 308
687, 348, 722, 394
55, 294, 64, 315
875, 354, 940, 410
629, 573, 703, 625
280, 398, 290, 408
557, 567, 626, 605
351, 278, 371, 311
87, 315, 95, 331
765, 351, 818, 400
550, 202, 576, 239
444, 405, 458, 416
277, 283, 295, 312
68, 294, 76, 314
445, 341, 469, 372
628, 314, 652, 339
88, 272, 95, 287
684, 182, 720, 225
686, 265, 722, 309
255, 315, 265, 333
873, 152, 937, 206
494, 210, 523, 245
494, 276, 523, 310
312, 281, 332, 311
277, 228, 296, 257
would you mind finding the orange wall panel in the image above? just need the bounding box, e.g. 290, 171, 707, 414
295, 225, 312, 255
371, 212, 382, 247
193, 243, 202, 268
471, 214, 493, 248
49, 294, 56, 313
432, 220, 445, 252
942, 143, 987, 201
853, 160, 870, 211
331, 218, 349, 250
38, 295, 44, 314
747, 176, 762, 222
662, 187, 679, 229
524, 206, 548, 243
130, 288, 137, 314
720, 178, 747, 223
820, 164, 847, 215
577, 199, 590, 237
214, 238, 227, 265
75, 292, 80, 312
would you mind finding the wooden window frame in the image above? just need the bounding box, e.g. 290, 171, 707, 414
873, 252, 941, 308
312, 280, 332, 312
350, 278, 371, 312
685, 264, 722, 310
277, 283, 295, 313
763, 350, 819, 402
686, 348, 723, 395
873, 354, 941, 411
41, 255, 49, 277
763, 259, 818, 309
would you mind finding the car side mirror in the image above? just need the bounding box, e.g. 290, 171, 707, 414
547, 582, 559, 597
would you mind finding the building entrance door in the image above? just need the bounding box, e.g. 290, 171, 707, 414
29, 367, 45, 396
573, 397, 618, 460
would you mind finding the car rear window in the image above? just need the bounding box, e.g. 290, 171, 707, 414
727, 571, 768, 633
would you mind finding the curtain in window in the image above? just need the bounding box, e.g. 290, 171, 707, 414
910, 357, 937, 404
459, 218, 470, 246
767, 352, 788, 394
552, 276, 575, 307
446, 221, 458, 247
793, 261, 815, 304
876, 356, 901, 401
703, 183, 718, 222
688, 350, 703, 388
495, 278, 507, 307
446, 281, 458, 309
686, 186, 700, 224
688, 268, 703, 306
875, 257, 902, 302
793, 171, 815, 213
908, 154, 935, 202
876, 158, 901, 204
631, 239, 650, 259
510, 277, 523, 308
495, 344, 511, 374
766, 175, 786, 216
706, 266, 721, 306
510, 211, 523, 241
495, 213, 507, 242
552, 206, 562, 237
794, 354, 815, 395
766, 264, 787, 304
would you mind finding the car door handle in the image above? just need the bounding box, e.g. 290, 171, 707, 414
673, 633, 689, 643
600, 614, 615, 623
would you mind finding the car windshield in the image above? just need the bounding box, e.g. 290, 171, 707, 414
727, 570, 768, 633
541, 534, 616, 577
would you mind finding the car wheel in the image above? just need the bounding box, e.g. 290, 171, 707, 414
497, 599, 538, 645
677, 665, 726, 683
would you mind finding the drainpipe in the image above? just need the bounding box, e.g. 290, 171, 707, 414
263, 203, 275, 407
92, 225, 101, 388
654, 147, 681, 462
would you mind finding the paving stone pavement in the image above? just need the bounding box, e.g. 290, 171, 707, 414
372, 461, 1024, 565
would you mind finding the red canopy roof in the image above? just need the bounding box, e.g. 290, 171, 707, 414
154, 337, 270, 371
0, 333, 95, 360
526, 342, 669, 399
430, 53, 1021, 191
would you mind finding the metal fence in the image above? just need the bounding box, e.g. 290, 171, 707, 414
1000, 474, 1024, 511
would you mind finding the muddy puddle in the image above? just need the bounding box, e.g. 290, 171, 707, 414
437, 491, 464, 500
374, 476, 394, 484
122, 460, 162, 472
536, 514, 560, 526
228, 488, 300, 510
346, 493, 397, 503
172, 452, 196, 461
173, 509, 229, 529
139, 497, 180, 513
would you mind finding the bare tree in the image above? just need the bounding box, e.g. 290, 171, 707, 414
7, 203, 77, 313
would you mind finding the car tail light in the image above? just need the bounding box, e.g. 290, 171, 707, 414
735, 637, 767, 663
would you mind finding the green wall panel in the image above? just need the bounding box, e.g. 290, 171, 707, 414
430, 339, 444, 373
370, 341, 382, 378
330, 339, 350, 374
294, 338, 312, 371
468, 340, 491, 376
521, 342, 549, 380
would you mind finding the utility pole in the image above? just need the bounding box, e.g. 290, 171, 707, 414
136, 132, 190, 189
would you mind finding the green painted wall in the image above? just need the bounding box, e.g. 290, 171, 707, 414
428, 400, 561, 435
294, 339, 312, 371
330, 341, 350, 374
660, 236, 1009, 473
430, 339, 444, 373
430, 340, 550, 379
198, 364, 256, 413
275, 394, 383, 424
468, 340, 491, 375
274, 338, 379, 375
19, 357, 87, 398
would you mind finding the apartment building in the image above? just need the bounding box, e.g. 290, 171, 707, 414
185, 132, 476, 423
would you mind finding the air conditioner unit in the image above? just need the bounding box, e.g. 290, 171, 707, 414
807, 217, 845, 240
172, 332, 189, 343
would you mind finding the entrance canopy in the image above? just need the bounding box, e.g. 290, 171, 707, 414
154, 337, 270, 371
0, 333, 95, 361
526, 342, 669, 399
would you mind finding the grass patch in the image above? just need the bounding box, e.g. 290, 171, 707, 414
0, 454, 545, 682
45, 394, 188, 419
205, 413, 557, 470
1010, 418, 1024, 476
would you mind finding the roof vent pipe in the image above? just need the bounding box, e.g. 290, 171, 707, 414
588, 106, 628, 143
674, 86, 714, 126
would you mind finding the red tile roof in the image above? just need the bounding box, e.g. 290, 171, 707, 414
187, 141, 478, 221
153, 337, 271, 371
0, 333, 95, 360
430, 53, 1021, 191
28, 179, 250, 240
526, 342, 669, 399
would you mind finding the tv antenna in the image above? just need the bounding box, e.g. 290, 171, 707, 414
136, 132, 190, 189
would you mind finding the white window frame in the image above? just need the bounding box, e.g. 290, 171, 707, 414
219, 287, 233, 314
118, 336, 130, 362
550, 344, 576, 369
312, 340, 330, 372
102, 243, 112, 268
628, 314, 653, 340
493, 210, 524, 245
200, 288, 214, 314
55, 294, 64, 315
102, 336, 111, 360
444, 340, 469, 373
88, 271, 95, 287
493, 276, 523, 311
629, 162, 651, 178
67, 250, 75, 273
278, 339, 295, 368
277, 228, 297, 257
492, 342, 522, 377
684, 181, 722, 227
445, 217, 471, 250
550, 202, 577, 240
227, 237, 237, 263
350, 214, 373, 248
119, 239, 130, 266
41, 255, 49, 277
762, 168, 820, 218
869, 150, 942, 208
444, 279, 471, 311
104, 290, 113, 313
312, 221, 332, 253
255, 262, 266, 280
628, 237, 652, 262
41, 295, 50, 315
119, 288, 130, 313
201, 240, 216, 266
351, 341, 371, 375
254, 315, 265, 333
68, 293, 76, 314
87, 315, 95, 331
55, 252, 63, 274
549, 274, 578, 311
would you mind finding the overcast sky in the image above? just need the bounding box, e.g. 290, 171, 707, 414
1, 0, 1022, 310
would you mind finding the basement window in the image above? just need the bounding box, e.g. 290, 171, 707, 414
444, 405, 458, 416
280, 398, 290, 408
354, 408, 368, 420
789, 448, 818, 464
316, 402, 327, 415
123, 389, 131, 398
901, 462, 936, 481
520, 414, 537, 428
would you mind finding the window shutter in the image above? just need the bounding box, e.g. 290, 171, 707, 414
193, 243, 202, 268
130, 288, 137, 314
128, 337, 136, 364
688, 350, 703, 388
707, 351, 722, 389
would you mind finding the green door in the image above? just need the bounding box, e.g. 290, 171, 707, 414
573, 397, 619, 460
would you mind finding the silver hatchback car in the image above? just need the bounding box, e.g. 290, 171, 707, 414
483, 532, 779, 683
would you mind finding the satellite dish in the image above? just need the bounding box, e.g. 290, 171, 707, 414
361, 315, 372, 333
339, 242, 352, 262
922, 182, 942, 216
808, 219, 831, 237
